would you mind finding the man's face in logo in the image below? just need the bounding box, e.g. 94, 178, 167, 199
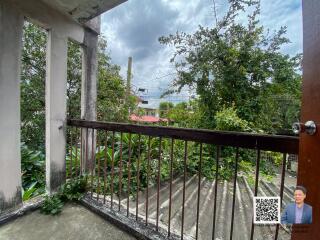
294, 189, 306, 205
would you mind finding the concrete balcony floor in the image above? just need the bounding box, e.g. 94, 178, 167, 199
0, 203, 136, 240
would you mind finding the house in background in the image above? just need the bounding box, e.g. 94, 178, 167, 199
140, 107, 158, 117
130, 106, 169, 124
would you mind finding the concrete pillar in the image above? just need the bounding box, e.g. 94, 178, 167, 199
0, 2, 24, 211
45, 29, 68, 193
80, 28, 99, 172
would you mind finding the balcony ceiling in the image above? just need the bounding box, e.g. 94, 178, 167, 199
40, 0, 127, 23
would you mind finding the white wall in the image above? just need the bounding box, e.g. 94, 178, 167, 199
0, 0, 99, 208
0, 1, 24, 211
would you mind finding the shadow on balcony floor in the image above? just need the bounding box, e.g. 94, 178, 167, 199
0, 202, 136, 240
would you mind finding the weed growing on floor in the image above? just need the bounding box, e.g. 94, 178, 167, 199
40, 176, 87, 215
40, 195, 64, 215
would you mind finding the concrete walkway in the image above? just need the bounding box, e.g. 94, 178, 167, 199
0, 203, 136, 240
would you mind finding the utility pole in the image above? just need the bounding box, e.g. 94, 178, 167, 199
126, 56, 132, 114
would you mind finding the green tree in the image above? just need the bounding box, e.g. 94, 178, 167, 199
159, 0, 301, 133
20, 22, 135, 199
21, 22, 133, 152
214, 105, 251, 132
97, 37, 137, 122
168, 102, 189, 126
67, 41, 82, 119
166, 101, 201, 128
159, 101, 173, 118
21, 22, 47, 151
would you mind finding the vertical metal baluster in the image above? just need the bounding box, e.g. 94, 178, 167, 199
136, 134, 141, 220
80, 128, 83, 176
274, 153, 287, 240
168, 138, 174, 236
212, 146, 220, 240
250, 149, 261, 240
145, 136, 151, 225
103, 131, 108, 204
156, 137, 162, 231
90, 129, 95, 199
181, 140, 188, 240
75, 128, 79, 177
127, 133, 132, 217
118, 132, 123, 211
97, 136, 101, 201
111, 131, 115, 209
70, 128, 73, 179
85, 128, 89, 186
230, 147, 239, 240
83, 128, 89, 172
195, 143, 203, 240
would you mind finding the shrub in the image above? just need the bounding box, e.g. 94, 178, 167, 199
40, 195, 64, 215
21, 143, 45, 200
59, 177, 87, 201
40, 176, 87, 215
215, 106, 251, 132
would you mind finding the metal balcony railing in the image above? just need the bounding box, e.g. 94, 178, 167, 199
66, 119, 299, 240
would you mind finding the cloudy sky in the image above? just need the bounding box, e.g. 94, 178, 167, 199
101, 0, 302, 108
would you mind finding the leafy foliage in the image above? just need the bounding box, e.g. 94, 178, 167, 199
22, 182, 38, 201
214, 106, 251, 132
22, 0, 301, 200
40, 176, 87, 215
159, 0, 301, 133
21, 21, 134, 145
160, 101, 202, 128
21, 22, 137, 200
97, 38, 137, 122
159, 102, 174, 118
155, 0, 302, 180
40, 195, 64, 215
58, 177, 87, 201
21, 22, 46, 151
67, 41, 82, 119
21, 143, 45, 200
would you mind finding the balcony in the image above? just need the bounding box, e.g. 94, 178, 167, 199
64, 119, 298, 240
0, 118, 299, 240
0, 203, 135, 240
1, 1, 319, 240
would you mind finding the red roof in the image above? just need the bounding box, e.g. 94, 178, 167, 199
130, 114, 168, 123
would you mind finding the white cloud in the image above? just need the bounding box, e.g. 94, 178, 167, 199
101, 0, 302, 109
260, 0, 302, 55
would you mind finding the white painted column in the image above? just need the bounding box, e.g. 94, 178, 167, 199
81, 29, 98, 173
45, 29, 68, 193
81, 29, 98, 121
0, 2, 24, 211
